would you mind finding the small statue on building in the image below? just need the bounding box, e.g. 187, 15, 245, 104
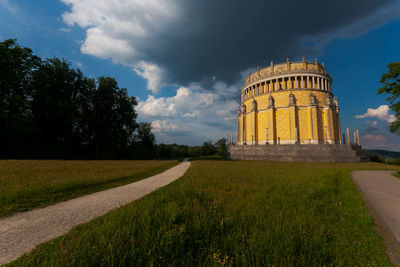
289, 92, 296, 106
325, 94, 332, 106
309, 92, 316, 106
252, 99, 257, 112
268, 95, 274, 108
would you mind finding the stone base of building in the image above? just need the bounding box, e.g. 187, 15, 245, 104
227, 144, 368, 162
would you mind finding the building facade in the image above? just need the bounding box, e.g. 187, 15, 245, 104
237, 58, 341, 145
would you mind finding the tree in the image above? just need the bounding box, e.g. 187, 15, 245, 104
91, 76, 138, 159
30, 58, 95, 158
30, 60, 138, 159
132, 122, 155, 159
378, 62, 400, 134
0, 39, 146, 159
215, 138, 227, 156
0, 39, 40, 158
201, 140, 217, 156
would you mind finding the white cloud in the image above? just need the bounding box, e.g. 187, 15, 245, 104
60, 0, 178, 93
134, 61, 165, 93
59, 27, 71, 32
137, 83, 239, 144
355, 105, 397, 123
81, 27, 136, 62
0, 0, 18, 14
151, 120, 186, 133
362, 134, 392, 148
137, 86, 229, 119
365, 120, 378, 128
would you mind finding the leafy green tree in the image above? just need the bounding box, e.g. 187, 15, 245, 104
30, 58, 94, 158
0, 39, 146, 159
136, 122, 155, 148
0, 39, 40, 158
215, 138, 227, 156
201, 140, 217, 155
378, 62, 400, 134
132, 122, 155, 159
91, 76, 138, 159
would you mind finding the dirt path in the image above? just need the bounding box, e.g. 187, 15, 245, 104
0, 161, 191, 265
352, 170, 400, 263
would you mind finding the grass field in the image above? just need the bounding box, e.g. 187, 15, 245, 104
0, 160, 178, 217
8, 161, 399, 266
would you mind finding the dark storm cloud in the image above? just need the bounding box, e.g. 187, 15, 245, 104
63, 0, 399, 91
142, 0, 398, 86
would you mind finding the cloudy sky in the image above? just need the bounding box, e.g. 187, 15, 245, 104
1, 0, 400, 149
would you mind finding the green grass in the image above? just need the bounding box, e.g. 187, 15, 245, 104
8, 161, 400, 266
0, 160, 178, 217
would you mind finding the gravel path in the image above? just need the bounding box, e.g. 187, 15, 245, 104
352, 170, 400, 263
0, 161, 191, 265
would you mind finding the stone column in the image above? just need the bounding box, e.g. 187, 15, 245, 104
318, 77, 321, 89
267, 95, 276, 144
288, 92, 298, 144
242, 105, 246, 145
295, 76, 298, 89
237, 110, 241, 144
301, 76, 304, 88
307, 76, 310, 89
346, 128, 350, 146
324, 97, 334, 144
283, 78, 286, 90
356, 129, 360, 146
253, 99, 258, 145
237, 118, 240, 144
309, 93, 318, 144
312, 76, 315, 89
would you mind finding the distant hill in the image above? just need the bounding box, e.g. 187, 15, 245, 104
363, 149, 400, 159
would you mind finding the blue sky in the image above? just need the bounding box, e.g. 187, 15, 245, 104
1, 0, 400, 150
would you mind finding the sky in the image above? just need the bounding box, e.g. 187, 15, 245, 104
1, 0, 400, 150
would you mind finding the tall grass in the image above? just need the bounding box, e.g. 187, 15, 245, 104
0, 160, 178, 217
9, 161, 399, 266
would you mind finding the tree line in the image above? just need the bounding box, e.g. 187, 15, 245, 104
0, 39, 227, 159
0, 39, 154, 159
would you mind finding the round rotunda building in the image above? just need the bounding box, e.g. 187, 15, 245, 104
237, 58, 341, 145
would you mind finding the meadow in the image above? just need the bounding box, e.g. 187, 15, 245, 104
0, 160, 178, 217
9, 160, 399, 266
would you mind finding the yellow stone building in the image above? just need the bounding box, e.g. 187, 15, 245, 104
237, 58, 341, 145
